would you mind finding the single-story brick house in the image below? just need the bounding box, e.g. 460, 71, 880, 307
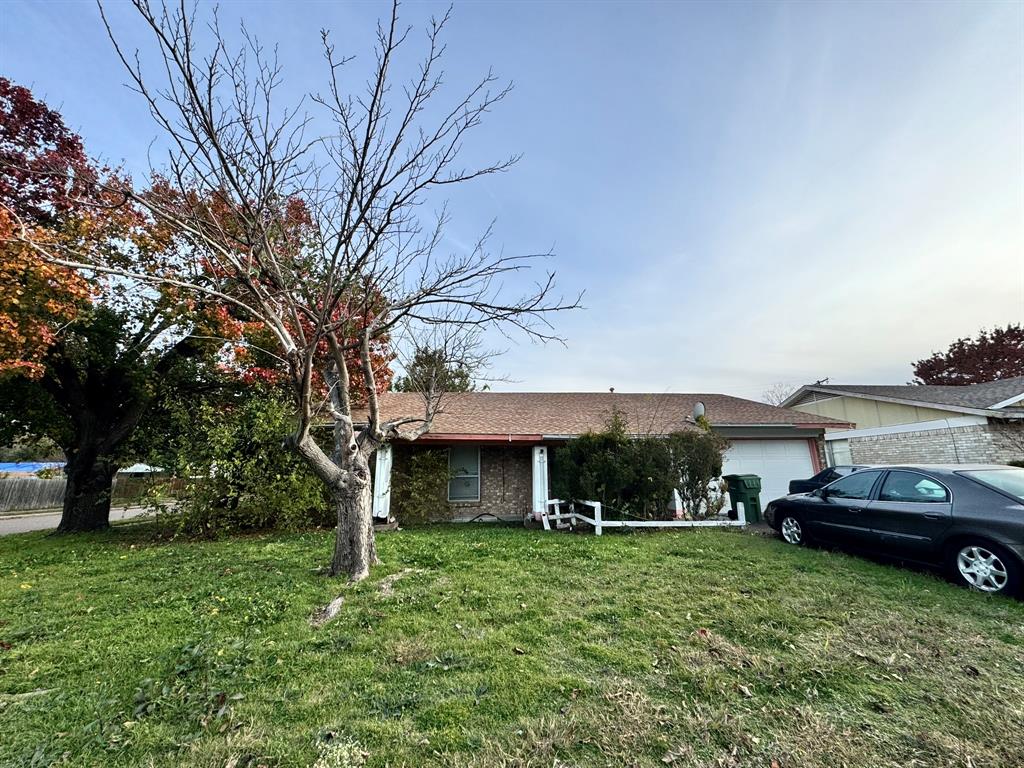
782, 377, 1024, 466
364, 392, 851, 522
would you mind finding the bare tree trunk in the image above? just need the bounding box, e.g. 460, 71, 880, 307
58, 448, 117, 533
329, 472, 377, 580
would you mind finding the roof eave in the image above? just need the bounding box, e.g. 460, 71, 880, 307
784, 386, 1019, 419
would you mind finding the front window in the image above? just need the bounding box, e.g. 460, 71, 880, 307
960, 468, 1024, 503
826, 439, 851, 467
879, 471, 949, 503
448, 446, 480, 502
825, 469, 882, 500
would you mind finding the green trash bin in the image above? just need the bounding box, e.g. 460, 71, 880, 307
723, 474, 762, 523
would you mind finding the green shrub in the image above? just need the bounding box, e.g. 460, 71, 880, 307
552, 412, 728, 520
150, 392, 329, 536
390, 448, 449, 525
664, 429, 729, 518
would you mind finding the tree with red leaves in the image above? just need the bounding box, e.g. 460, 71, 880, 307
912, 325, 1024, 385
0, 77, 93, 378
1, 80, 388, 532
0, 78, 235, 531
24, 2, 578, 580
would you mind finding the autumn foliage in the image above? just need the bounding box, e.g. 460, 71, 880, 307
0, 77, 93, 377
144, 182, 394, 397
912, 325, 1024, 385
0, 78, 392, 395
1, 77, 394, 533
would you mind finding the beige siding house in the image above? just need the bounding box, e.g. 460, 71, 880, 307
783, 378, 1024, 466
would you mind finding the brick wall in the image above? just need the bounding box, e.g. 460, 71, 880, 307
391, 444, 533, 522
989, 423, 1024, 464
849, 422, 1024, 465
812, 437, 827, 470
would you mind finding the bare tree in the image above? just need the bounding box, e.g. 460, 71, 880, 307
16, 1, 578, 580
762, 382, 797, 407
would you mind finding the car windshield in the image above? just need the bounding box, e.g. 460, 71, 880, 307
961, 469, 1024, 503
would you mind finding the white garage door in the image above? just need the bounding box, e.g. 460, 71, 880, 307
721, 439, 815, 506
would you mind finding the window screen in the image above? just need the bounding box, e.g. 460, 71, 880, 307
448, 446, 480, 501
826, 439, 852, 466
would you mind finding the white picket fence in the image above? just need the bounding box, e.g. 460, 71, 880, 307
541, 498, 746, 535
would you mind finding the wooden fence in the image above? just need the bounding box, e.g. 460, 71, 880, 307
0, 475, 185, 513
0, 476, 66, 513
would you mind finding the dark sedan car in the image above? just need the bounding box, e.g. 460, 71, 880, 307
764, 465, 1024, 596
788, 465, 870, 494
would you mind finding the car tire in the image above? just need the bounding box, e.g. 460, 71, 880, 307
947, 541, 1021, 597
778, 513, 807, 546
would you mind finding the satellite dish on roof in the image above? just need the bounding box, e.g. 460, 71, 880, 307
692, 401, 705, 421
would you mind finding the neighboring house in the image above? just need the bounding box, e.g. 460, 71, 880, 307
363, 392, 850, 522
782, 377, 1024, 466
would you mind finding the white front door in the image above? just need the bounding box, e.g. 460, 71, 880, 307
721, 439, 816, 505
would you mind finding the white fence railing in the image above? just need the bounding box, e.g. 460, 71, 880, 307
542, 498, 745, 535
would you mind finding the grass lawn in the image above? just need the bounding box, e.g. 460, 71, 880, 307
2, 524, 1023, 768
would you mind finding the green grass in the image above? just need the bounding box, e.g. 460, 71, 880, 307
2, 524, 1023, 768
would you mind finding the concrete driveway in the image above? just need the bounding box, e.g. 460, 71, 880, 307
0, 506, 150, 536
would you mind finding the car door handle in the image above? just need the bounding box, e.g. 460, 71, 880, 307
923, 513, 943, 520
849, 507, 864, 513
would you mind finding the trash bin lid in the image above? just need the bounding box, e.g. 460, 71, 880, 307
723, 473, 762, 489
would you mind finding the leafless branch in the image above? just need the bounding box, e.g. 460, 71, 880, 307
17, 0, 581, 579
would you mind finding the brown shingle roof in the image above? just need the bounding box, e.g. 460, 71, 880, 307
363, 392, 848, 437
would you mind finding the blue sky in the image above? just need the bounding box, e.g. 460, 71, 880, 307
2, 0, 1022, 400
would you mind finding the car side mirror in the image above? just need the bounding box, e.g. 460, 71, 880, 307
815, 487, 828, 499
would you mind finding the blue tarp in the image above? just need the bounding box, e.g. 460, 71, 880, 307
0, 462, 65, 474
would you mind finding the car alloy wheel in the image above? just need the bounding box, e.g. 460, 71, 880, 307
780, 515, 803, 545
956, 545, 1009, 593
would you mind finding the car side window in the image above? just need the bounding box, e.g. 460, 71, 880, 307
825, 470, 882, 500
879, 471, 949, 504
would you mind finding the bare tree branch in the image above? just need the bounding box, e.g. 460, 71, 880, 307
18, 0, 580, 580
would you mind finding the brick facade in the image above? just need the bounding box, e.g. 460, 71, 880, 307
391, 444, 534, 522
848, 422, 1024, 465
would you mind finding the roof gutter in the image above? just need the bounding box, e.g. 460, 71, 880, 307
416, 433, 544, 443
990, 392, 1024, 410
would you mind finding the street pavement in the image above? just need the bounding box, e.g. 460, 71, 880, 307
0, 506, 150, 536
